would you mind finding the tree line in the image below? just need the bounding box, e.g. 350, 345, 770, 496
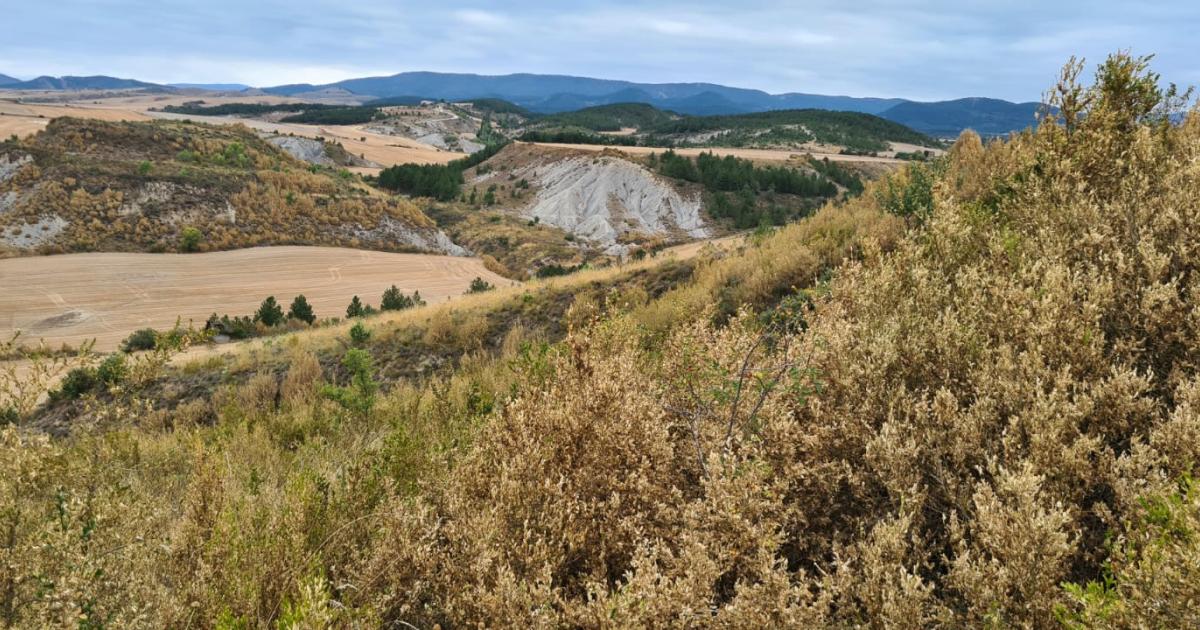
377, 141, 509, 200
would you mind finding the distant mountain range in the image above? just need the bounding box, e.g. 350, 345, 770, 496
261, 72, 1040, 136
881, 98, 1046, 137
262, 71, 909, 116
1, 75, 160, 91
0, 71, 1044, 137
168, 83, 253, 91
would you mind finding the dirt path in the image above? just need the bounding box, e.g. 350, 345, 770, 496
0, 246, 509, 352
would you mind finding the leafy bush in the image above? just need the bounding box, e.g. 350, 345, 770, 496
57, 367, 97, 399
179, 226, 202, 252
120, 328, 158, 352
96, 354, 127, 386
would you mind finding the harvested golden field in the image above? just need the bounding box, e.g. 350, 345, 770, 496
0, 95, 460, 167
0, 99, 153, 138
0, 246, 509, 351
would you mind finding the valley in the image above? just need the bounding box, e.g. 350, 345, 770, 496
0, 3, 1194, 621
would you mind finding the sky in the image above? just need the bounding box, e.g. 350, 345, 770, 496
2, 1, 1197, 102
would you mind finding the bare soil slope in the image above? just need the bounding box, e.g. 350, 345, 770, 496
0, 246, 509, 351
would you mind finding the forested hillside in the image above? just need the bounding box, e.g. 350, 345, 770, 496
521, 104, 939, 152
3, 53, 1200, 627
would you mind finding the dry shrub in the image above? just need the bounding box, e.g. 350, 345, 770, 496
6, 53, 1200, 628
348, 53, 1200, 627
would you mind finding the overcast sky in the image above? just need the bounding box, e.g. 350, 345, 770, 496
2, 1, 1196, 102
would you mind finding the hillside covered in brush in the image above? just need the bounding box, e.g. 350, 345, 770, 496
3, 54, 1200, 627
0, 118, 463, 256
520, 102, 939, 153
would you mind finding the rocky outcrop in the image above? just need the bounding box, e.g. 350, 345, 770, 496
515, 154, 708, 252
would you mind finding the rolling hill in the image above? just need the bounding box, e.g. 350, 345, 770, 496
521, 103, 938, 153
879, 97, 1045, 137
0, 73, 18, 86
0, 117, 463, 256
3, 75, 162, 91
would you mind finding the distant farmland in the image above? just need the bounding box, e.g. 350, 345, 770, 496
0, 246, 509, 351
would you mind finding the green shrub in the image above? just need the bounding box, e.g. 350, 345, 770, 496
96, 354, 128, 386
321, 348, 377, 419
57, 367, 97, 399
121, 328, 158, 352
179, 226, 202, 252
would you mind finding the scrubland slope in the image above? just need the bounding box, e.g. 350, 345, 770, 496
0, 118, 461, 256
3, 54, 1200, 628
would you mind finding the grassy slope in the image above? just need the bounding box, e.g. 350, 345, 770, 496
4, 54, 1199, 629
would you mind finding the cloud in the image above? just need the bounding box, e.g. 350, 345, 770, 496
1, 0, 1196, 101
453, 9, 512, 30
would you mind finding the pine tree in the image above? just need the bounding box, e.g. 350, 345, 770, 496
381, 285, 411, 311
346, 295, 366, 318
288, 294, 316, 324
254, 296, 284, 326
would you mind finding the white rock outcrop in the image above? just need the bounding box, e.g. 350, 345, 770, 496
518, 155, 708, 250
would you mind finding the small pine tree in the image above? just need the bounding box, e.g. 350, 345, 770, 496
255, 296, 284, 326
412, 290, 426, 307
466, 277, 495, 294
346, 295, 366, 318
349, 321, 371, 345
288, 294, 316, 324
381, 285, 408, 311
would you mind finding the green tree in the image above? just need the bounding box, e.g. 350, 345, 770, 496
466, 277, 495, 294
381, 285, 411, 311
255, 296, 284, 326
288, 295, 316, 325
346, 295, 366, 318
180, 226, 202, 252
